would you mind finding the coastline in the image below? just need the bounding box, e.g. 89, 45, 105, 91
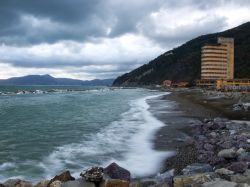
1, 87, 250, 187
151, 88, 250, 174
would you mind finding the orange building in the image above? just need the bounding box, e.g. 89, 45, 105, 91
201, 37, 234, 80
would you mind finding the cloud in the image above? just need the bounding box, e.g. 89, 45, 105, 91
0, 0, 249, 79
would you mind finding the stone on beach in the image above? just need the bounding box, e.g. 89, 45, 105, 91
215, 168, 234, 175
35, 180, 49, 187
227, 162, 248, 174
3, 179, 33, 187
229, 169, 250, 183
62, 179, 95, 187
47, 171, 75, 187
100, 179, 129, 187
201, 178, 237, 187
182, 163, 212, 175
218, 148, 237, 159
173, 172, 217, 187
104, 163, 131, 181
49, 181, 62, 187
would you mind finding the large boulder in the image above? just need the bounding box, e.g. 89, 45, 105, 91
128, 181, 140, 187
100, 179, 129, 187
62, 179, 95, 187
49, 181, 61, 187
154, 170, 173, 187
173, 172, 217, 187
238, 152, 250, 162
201, 178, 237, 187
218, 148, 237, 159
104, 163, 130, 181
228, 162, 248, 174
215, 168, 234, 176
48, 171, 75, 187
4, 179, 33, 187
230, 169, 250, 183
34, 180, 49, 187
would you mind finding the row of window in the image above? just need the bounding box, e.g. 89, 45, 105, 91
202, 47, 228, 51
202, 76, 227, 79
202, 72, 227, 75
202, 64, 227, 67
201, 67, 227, 71
202, 59, 227, 63
202, 56, 228, 59
202, 52, 227, 55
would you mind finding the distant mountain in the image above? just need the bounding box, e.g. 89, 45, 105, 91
113, 22, 250, 86
0, 75, 114, 86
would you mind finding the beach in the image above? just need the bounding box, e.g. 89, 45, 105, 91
1, 87, 250, 187
151, 88, 250, 174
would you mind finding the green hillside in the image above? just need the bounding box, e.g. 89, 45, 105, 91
113, 22, 250, 86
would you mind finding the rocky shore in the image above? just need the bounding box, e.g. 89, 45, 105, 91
1, 117, 249, 187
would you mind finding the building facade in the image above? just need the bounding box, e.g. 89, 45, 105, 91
201, 37, 234, 80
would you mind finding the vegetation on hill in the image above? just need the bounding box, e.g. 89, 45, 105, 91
113, 22, 250, 86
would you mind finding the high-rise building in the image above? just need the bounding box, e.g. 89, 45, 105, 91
201, 37, 234, 80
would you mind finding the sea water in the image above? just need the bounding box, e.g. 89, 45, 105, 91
0, 86, 173, 182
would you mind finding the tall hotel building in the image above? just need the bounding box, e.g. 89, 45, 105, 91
201, 37, 234, 80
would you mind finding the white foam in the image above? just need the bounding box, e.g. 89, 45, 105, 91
37, 92, 173, 179
0, 162, 16, 170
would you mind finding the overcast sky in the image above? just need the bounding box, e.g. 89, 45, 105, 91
0, 0, 250, 80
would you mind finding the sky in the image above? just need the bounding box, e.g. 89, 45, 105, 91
0, 0, 250, 80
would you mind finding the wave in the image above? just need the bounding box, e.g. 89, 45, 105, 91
0, 91, 174, 182
36, 93, 173, 180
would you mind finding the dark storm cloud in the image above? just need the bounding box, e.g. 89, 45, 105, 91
0, 0, 250, 79
0, 0, 164, 45
1, 0, 249, 45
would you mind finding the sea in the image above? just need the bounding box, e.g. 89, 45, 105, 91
0, 86, 174, 182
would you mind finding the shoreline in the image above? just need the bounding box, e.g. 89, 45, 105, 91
1, 87, 249, 187
150, 87, 250, 181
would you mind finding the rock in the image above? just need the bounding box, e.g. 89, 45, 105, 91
49, 181, 62, 187
201, 178, 237, 187
48, 171, 75, 187
154, 170, 174, 187
237, 148, 246, 155
34, 180, 49, 187
150, 182, 170, 187
220, 141, 233, 149
204, 143, 214, 151
218, 148, 237, 159
214, 117, 228, 123
128, 181, 140, 187
229, 169, 250, 184
209, 132, 217, 138
237, 183, 250, 187
104, 163, 131, 181
173, 173, 217, 187
228, 162, 248, 174
215, 168, 234, 175
139, 178, 157, 187
100, 179, 129, 187
182, 163, 213, 175
4, 179, 33, 187
0, 184, 5, 187
238, 152, 250, 162
62, 179, 95, 187
184, 137, 195, 146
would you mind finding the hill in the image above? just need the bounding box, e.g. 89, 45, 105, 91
113, 22, 250, 86
0, 75, 114, 86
